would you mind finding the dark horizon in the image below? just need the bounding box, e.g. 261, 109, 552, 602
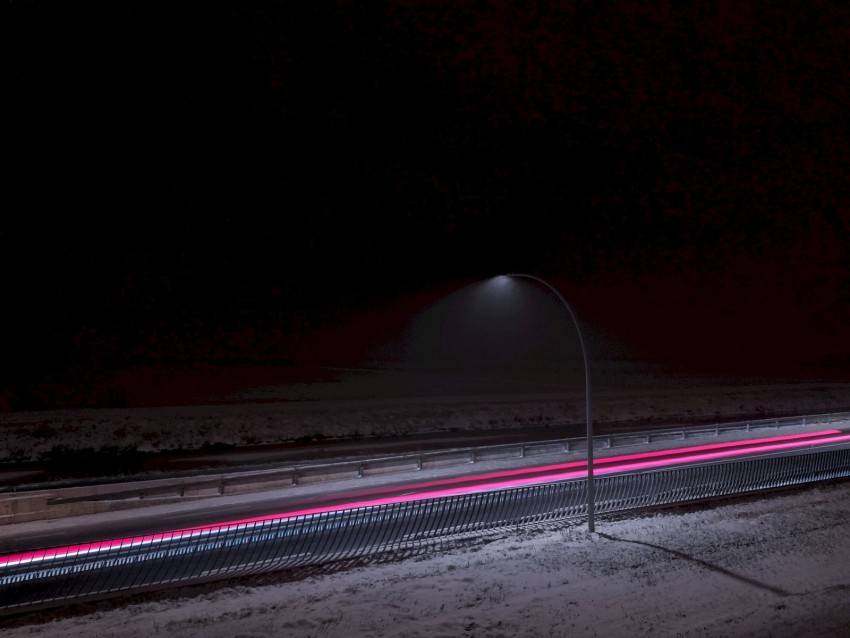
3, 2, 849, 411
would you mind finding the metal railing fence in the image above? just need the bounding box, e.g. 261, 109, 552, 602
2, 444, 849, 615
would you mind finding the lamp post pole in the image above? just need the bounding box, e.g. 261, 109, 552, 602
506, 274, 595, 533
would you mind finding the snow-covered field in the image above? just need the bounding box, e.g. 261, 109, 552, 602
4, 479, 850, 637
2, 370, 849, 463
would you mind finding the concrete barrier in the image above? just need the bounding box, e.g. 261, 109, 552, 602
474, 446, 523, 462
363, 456, 421, 476
222, 471, 295, 495
1, 494, 48, 516
422, 450, 474, 469
181, 481, 223, 497
293, 463, 360, 485
524, 442, 567, 456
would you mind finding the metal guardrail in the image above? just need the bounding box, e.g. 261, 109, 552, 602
2, 443, 850, 615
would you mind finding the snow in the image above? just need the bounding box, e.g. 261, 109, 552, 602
2, 375, 850, 636
2, 373, 850, 464
3, 479, 850, 637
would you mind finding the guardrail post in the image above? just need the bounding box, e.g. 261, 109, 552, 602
520, 446, 525, 458
357, 462, 364, 478
417, 456, 422, 470
469, 450, 475, 463
292, 470, 299, 486
565, 440, 570, 453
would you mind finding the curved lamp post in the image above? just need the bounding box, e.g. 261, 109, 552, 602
504, 273, 596, 533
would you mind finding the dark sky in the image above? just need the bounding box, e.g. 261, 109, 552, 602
3, 2, 850, 409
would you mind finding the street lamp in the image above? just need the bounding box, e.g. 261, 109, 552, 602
502, 273, 596, 533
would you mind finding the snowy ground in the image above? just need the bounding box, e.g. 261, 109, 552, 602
3, 479, 850, 637
3, 374, 850, 635
2, 371, 850, 463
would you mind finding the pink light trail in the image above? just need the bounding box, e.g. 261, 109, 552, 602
1, 429, 846, 568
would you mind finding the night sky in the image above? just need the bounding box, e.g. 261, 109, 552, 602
3, 2, 850, 410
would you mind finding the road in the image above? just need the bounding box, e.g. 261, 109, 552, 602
2, 426, 850, 615
2, 427, 847, 559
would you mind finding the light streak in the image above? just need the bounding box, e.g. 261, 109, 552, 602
1, 429, 846, 569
